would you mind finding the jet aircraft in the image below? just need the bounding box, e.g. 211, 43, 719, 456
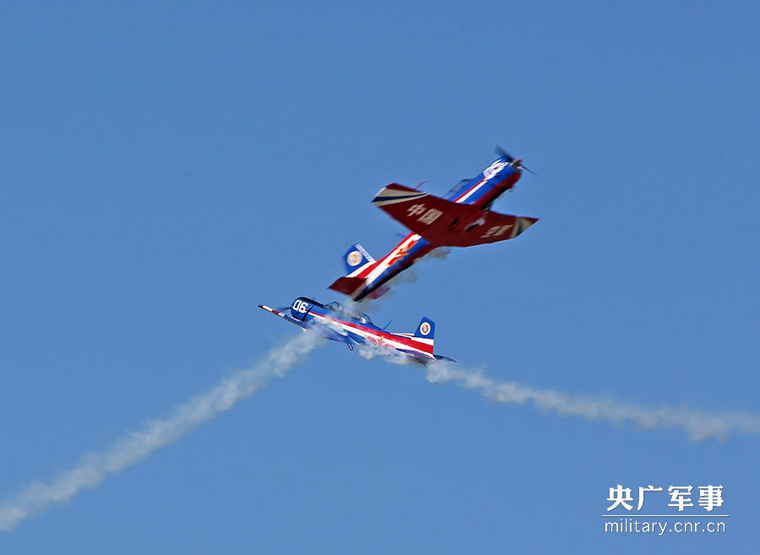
329, 149, 538, 301
259, 297, 452, 365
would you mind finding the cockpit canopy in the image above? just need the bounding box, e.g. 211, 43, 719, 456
358, 313, 373, 325
324, 301, 344, 313
324, 301, 373, 326
445, 178, 472, 198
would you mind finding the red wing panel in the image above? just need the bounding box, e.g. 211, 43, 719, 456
372, 183, 481, 243
444, 212, 539, 247
372, 183, 538, 247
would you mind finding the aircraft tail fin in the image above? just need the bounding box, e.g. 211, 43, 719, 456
342, 244, 375, 274
413, 318, 456, 364
412, 317, 435, 356
329, 244, 379, 299
393, 316, 437, 360
413, 317, 435, 341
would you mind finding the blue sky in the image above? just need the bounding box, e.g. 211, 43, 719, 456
1, 1, 758, 552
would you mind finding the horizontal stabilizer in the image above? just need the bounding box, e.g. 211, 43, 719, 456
329, 276, 365, 296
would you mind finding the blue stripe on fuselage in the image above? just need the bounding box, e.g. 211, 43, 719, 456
444, 157, 520, 206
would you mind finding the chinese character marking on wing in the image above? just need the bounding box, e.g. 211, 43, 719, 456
418, 208, 442, 225
407, 204, 427, 217
482, 224, 513, 238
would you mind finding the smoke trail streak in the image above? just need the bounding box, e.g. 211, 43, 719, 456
0, 331, 323, 532
424, 361, 760, 441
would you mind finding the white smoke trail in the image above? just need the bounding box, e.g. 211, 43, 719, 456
424, 361, 760, 441
0, 331, 323, 532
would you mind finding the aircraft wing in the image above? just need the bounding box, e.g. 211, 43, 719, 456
258, 305, 309, 329
372, 183, 538, 248
259, 304, 349, 342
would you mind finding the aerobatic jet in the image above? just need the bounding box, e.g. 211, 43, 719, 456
259, 297, 452, 365
329, 148, 538, 301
